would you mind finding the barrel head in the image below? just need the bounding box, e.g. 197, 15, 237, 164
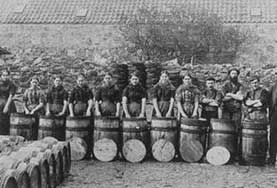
122, 139, 146, 163
93, 138, 118, 162
152, 139, 175, 162
179, 140, 203, 163
206, 146, 230, 166
69, 137, 88, 161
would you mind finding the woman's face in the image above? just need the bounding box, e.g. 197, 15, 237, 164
183, 76, 192, 85
130, 75, 139, 85
103, 74, 112, 85
77, 76, 85, 86
160, 73, 169, 83
31, 79, 39, 88
54, 77, 62, 87
1, 71, 9, 81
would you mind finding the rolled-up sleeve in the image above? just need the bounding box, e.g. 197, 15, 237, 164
260, 89, 269, 106
175, 86, 182, 102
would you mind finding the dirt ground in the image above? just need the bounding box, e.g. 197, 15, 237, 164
59, 160, 277, 188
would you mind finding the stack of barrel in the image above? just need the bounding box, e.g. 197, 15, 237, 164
0, 136, 71, 188
111, 63, 129, 92
145, 61, 162, 90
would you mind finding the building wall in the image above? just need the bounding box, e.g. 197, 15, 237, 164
0, 24, 122, 50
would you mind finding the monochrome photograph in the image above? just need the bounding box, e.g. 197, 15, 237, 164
0, 0, 277, 187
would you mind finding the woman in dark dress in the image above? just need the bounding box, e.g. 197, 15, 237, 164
0, 69, 16, 114
152, 71, 175, 118
122, 72, 147, 118
45, 75, 68, 116
95, 72, 121, 117
175, 73, 200, 119
23, 76, 45, 115
0, 69, 17, 134
68, 73, 94, 117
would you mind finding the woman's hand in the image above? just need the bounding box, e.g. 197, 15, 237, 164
165, 112, 171, 118
3, 106, 9, 114
156, 112, 162, 118
139, 113, 144, 118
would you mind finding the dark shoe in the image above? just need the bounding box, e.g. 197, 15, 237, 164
266, 158, 276, 166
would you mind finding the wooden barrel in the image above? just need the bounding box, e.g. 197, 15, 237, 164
10, 113, 37, 140
54, 142, 69, 177
241, 120, 268, 166
66, 116, 93, 158
65, 141, 71, 172
0, 113, 10, 135
122, 139, 147, 163
122, 118, 149, 162
93, 116, 120, 162
42, 137, 58, 146
206, 146, 231, 166
43, 149, 56, 188
26, 163, 41, 188
69, 137, 87, 161
0, 169, 18, 188
13, 163, 31, 188
179, 118, 208, 162
209, 119, 237, 161
38, 116, 66, 141
0, 136, 26, 157
51, 145, 64, 185
29, 153, 50, 188
150, 117, 177, 162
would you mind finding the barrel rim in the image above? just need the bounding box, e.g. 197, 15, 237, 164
122, 117, 147, 121
66, 116, 93, 120
210, 118, 235, 124
94, 116, 120, 120
40, 115, 66, 120
10, 112, 36, 118
152, 117, 177, 121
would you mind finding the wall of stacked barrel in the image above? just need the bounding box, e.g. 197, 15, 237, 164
0, 60, 271, 180
0, 136, 70, 188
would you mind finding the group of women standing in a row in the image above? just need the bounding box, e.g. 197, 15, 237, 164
0, 68, 206, 120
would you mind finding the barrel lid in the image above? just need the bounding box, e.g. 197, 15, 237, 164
179, 140, 203, 162
206, 146, 230, 166
0, 169, 17, 188
152, 139, 175, 162
93, 138, 117, 162
69, 137, 88, 161
122, 139, 146, 163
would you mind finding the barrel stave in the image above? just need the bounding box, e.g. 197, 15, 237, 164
241, 120, 268, 166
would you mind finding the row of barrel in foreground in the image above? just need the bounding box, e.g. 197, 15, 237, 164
0, 136, 71, 188
8, 113, 268, 166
